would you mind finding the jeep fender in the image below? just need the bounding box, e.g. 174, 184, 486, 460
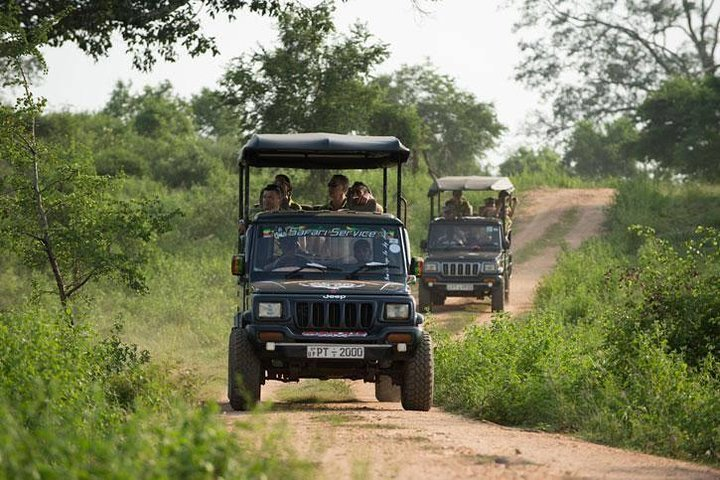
234, 310, 253, 329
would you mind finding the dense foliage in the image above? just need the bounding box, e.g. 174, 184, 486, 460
434, 180, 720, 463
9, 0, 288, 70
635, 75, 720, 181
0, 309, 313, 479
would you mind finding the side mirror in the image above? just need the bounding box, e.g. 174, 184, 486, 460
502, 237, 511, 250
409, 257, 424, 277
231, 254, 245, 276
420, 239, 427, 250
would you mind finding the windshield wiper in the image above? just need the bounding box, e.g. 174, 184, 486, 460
349, 262, 402, 277
284, 262, 342, 278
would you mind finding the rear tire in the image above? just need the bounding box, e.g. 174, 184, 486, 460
375, 375, 401, 402
418, 284, 432, 312
491, 278, 505, 312
228, 328, 262, 411
504, 276, 510, 303
401, 332, 434, 411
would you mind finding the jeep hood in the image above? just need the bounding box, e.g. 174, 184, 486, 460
251, 279, 409, 294
425, 251, 501, 261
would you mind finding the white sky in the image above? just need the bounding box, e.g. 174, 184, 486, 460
34, 0, 542, 165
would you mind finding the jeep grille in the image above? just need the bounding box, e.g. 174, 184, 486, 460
295, 301, 374, 330
442, 262, 481, 277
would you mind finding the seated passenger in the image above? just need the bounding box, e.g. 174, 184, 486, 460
441, 204, 456, 220
348, 181, 383, 213
274, 174, 302, 211
445, 190, 472, 217
239, 184, 283, 234
479, 197, 498, 217
321, 174, 349, 210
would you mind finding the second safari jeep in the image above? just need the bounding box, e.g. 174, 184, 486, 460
419, 176, 515, 312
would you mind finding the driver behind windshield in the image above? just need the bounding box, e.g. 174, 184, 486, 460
353, 239, 372, 264
267, 236, 305, 269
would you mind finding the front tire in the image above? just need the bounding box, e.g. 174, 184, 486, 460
228, 327, 262, 411
401, 331, 434, 411
375, 375, 401, 402
491, 278, 505, 312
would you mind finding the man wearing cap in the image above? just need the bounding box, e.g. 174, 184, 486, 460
322, 174, 349, 210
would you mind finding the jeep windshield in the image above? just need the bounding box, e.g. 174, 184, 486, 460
427, 222, 503, 252
249, 223, 406, 281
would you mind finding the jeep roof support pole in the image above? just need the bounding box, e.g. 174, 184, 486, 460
396, 161, 402, 218
238, 162, 244, 245
243, 164, 251, 220
382, 168, 388, 213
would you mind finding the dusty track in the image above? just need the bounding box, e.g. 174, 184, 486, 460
222, 189, 720, 480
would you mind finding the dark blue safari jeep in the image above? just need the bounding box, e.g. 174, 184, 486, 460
229, 133, 433, 411
419, 176, 515, 313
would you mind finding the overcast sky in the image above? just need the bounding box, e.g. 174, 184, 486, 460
34, 0, 542, 165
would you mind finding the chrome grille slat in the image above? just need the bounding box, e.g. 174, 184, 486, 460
441, 262, 482, 277
295, 301, 375, 330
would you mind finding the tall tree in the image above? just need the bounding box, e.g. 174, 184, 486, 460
0, 10, 176, 309
635, 75, 720, 180
513, 0, 720, 132
499, 146, 564, 177
373, 63, 505, 175
563, 117, 640, 178
219, 1, 389, 136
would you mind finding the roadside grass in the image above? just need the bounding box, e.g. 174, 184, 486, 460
424, 312, 477, 336
78, 239, 234, 400
274, 379, 356, 404
434, 179, 720, 465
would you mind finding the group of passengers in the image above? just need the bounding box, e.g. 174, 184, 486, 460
240, 173, 383, 233
257, 173, 383, 215
442, 189, 517, 221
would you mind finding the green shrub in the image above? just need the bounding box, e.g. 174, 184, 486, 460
0, 309, 313, 479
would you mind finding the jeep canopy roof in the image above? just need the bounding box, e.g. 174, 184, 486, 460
428, 176, 515, 196
240, 133, 410, 169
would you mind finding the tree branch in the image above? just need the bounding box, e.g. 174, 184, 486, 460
65, 268, 100, 298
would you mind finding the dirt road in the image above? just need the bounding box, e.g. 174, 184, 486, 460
222, 188, 720, 480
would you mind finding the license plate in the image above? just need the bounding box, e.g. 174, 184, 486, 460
446, 283, 474, 291
306, 345, 365, 359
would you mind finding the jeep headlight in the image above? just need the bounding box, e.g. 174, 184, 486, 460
424, 262, 440, 273
258, 302, 282, 319
482, 262, 498, 273
385, 303, 410, 320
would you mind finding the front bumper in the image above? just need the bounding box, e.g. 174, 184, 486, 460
244, 324, 424, 381
421, 274, 503, 297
